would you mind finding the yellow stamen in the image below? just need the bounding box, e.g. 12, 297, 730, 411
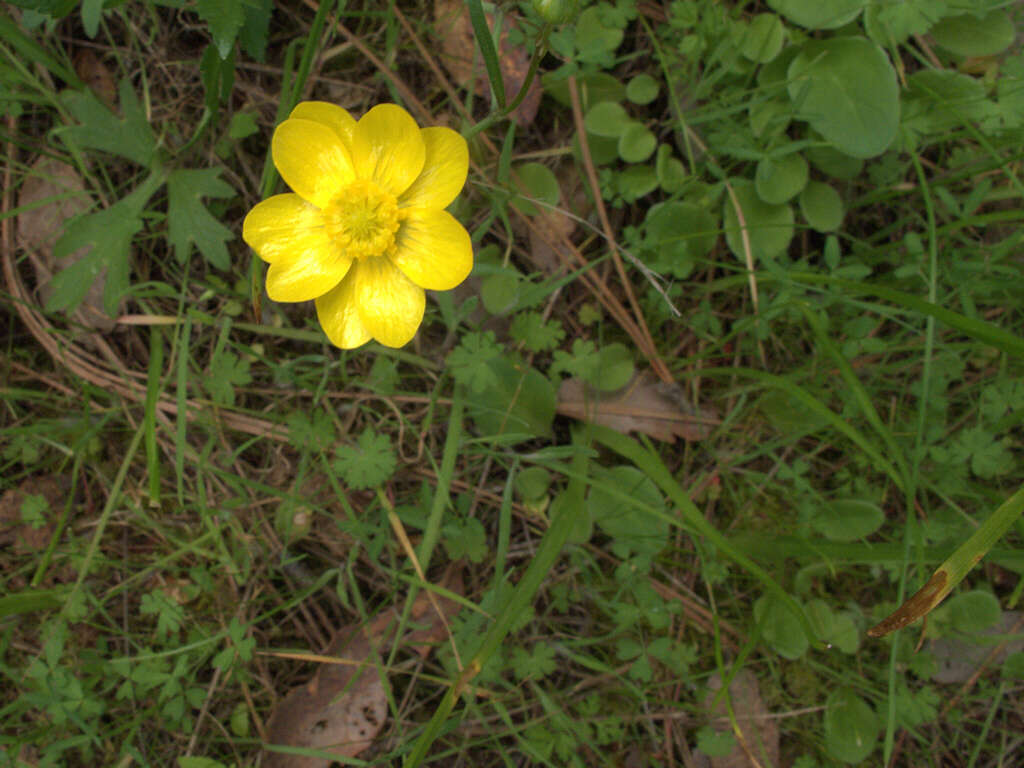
323, 180, 399, 259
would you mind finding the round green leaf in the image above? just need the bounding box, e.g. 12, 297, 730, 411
584, 101, 631, 138
947, 590, 1001, 634
799, 181, 845, 232
616, 164, 659, 201
742, 13, 786, 63
511, 162, 560, 216
811, 498, 883, 542
618, 121, 657, 162
806, 600, 860, 654
806, 143, 863, 180
931, 11, 1016, 57
755, 152, 808, 204
788, 36, 899, 158
577, 132, 619, 165
644, 201, 717, 278
767, 0, 866, 30
588, 466, 668, 558
575, 6, 623, 63
723, 179, 794, 261
544, 70, 625, 109
626, 73, 659, 105
481, 271, 522, 315
655, 145, 688, 193
754, 594, 808, 660
594, 342, 635, 392
515, 466, 552, 503
824, 688, 878, 764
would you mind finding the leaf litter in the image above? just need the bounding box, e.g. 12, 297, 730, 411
264, 572, 463, 767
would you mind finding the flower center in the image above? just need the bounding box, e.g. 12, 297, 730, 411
323, 180, 400, 259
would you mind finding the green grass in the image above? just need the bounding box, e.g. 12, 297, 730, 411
2, 1, 1024, 767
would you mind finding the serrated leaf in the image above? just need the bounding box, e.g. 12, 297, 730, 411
239, 0, 272, 61
205, 350, 252, 407
167, 168, 235, 270
333, 429, 397, 490
47, 174, 162, 316
59, 80, 156, 166
195, 0, 245, 59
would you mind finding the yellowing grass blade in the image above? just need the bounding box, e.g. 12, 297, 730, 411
869, 484, 1024, 637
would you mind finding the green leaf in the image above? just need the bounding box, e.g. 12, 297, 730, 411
195, 0, 245, 59
575, 6, 623, 64
723, 179, 794, 261
617, 121, 656, 162
584, 100, 630, 138
481, 271, 522, 315
510, 311, 566, 352
333, 429, 397, 490
931, 10, 1015, 57
239, 0, 272, 61
644, 201, 717, 278
464, 358, 555, 439
466, 0, 505, 107
805, 143, 863, 180
167, 169, 235, 270
741, 13, 786, 63
696, 725, 735, 757
206, 350, 252, 407
824, 688, 878, 764
863, 0, 947, 46
755, 152, 808, 204
515, 466, 552, 502
511, 162, 560, 216
754, 593, 808, 660
616, 164, 658, 201
655, 145, 687, 193
59, 80, 156, 166
625, 73, 659, 104
200, 45, 236, 111
767, 0, 866, 30
594, 342, 635, 392
449, 331, 503, 393
806, 599, 860, 653
799, 181, 845, 232
788, 37, 900, 158
47, 174, 163, 316
904, 70, 993, 135
948, 590, 1001, 633
443, 516, 488, 563
812, 498, 884, 542
588, 466, 669, 558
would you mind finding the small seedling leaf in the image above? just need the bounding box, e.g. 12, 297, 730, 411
824, 688, 878, 764
723, 179, 794, 261
800, 181, 845, 232
584, 100, 630, 138
755, 152, 809, 204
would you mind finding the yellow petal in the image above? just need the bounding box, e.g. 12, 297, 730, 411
391, 209, 473, 290
399, 127, 469, 210
265, 249, 352, 303
351, 104, 425, 197
272, 118, 355, 208
243, 194, 327, 264
315, 270, 372, 349
354, 256, 425, 347
289, 101, 357, 152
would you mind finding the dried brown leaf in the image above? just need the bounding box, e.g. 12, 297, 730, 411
432, 0, 541, 126
264, 575, 462, 767
0, 475, 66, 555
557, 371, 716, 443
704, 669, 779, 768
16, 156, 116, 331
73, 48, 116, 108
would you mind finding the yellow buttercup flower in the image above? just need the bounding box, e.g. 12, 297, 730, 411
243, 102, 472, 348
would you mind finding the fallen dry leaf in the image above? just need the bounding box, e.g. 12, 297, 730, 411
703, 669, 779, 768
558, 371, 716, 442
73, 48, 117, 108
17, 156, 116, 331
0, 475, 66, 556
264, 576, 462, 767
433, 0, 542, 126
